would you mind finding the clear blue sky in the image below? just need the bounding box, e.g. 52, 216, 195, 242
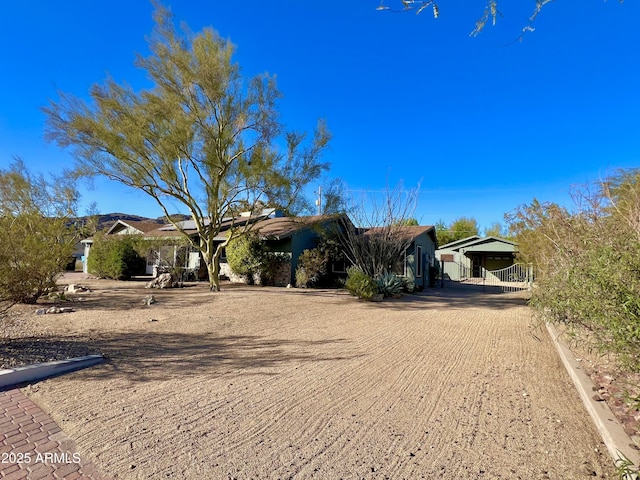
1, 1, 639, 231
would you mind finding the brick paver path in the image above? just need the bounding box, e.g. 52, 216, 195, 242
0, 388, 110, 479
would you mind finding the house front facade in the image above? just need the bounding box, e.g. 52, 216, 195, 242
436, 236, 518, 281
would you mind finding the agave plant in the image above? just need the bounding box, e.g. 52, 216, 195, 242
375, 272, 404, 297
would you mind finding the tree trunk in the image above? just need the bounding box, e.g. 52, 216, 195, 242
206, 256, 221, 292
200, 235, 221, 292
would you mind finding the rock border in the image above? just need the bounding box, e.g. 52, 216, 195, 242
0, 355, 104, 388
546, 323, 640, 468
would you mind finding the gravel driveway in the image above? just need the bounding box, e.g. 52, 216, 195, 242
3, 278, 615, 478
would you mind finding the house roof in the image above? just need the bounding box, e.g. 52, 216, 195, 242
437, 235, 481, 250
437, 236, 517, 253
254, 214, 345, 240
362, 225, 436, 243
106, 219, 164, 235
94, 213, 344, 244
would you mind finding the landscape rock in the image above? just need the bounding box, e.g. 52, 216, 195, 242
145, 273, 174, 289
66, 284, 91, 293
36, 306, 74, 315
142, 295, 157, 306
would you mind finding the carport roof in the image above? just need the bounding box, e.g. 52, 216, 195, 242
438, 236, 518, 253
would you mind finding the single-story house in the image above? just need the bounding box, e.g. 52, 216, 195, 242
219, 214, 350, 286
436, 236, 518, 281
81, 211, 439, 289
81, 210, 349, 286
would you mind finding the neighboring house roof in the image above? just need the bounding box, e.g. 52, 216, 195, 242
106, 219, 164, 235
437, 236, 517, 253
437, 235, 481, 250
81, 219, 165, 244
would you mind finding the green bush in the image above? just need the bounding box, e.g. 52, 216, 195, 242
375, 272, 404, 297
345, 266, 378, 300
226, 233, 286, 285
226, 233, 261, 282
296, 248, 327, 288
88, 234, 146, 280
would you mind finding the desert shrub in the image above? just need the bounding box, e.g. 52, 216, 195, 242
295, 267, 310, 288
88, 234, 146, 280
296, 248, 327, 288
530, 238, 640, 371
375, 272, 404, 297
402, 278, 416, 293
0, 161, 79, 305
226, 233, 287, 285
257, 252, 288, 286
0, 214, 75, 305
509, 169, 640, 371
226, 233, 261, 282
345, 266, 377, 300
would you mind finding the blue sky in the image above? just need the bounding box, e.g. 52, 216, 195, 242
1, 1, 639, 231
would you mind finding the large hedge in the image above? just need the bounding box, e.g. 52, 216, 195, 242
88, 234, 146, 280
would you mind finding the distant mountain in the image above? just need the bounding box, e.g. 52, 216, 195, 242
73, 212, 191, 232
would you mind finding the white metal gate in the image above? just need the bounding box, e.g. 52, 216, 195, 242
442, 262, 533, 293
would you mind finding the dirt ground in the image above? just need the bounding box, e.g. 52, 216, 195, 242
1, 274, 616, 479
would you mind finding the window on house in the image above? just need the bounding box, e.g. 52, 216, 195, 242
393, 252, 407, 276
332, 260, 347, 273
416, 246, 423, 278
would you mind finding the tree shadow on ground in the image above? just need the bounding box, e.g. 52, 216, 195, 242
0, 332, 354, 384
53, 283, 359, 313
361, 286, 530, 311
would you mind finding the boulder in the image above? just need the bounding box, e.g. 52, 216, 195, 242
145, 273, 174, 289
66, 284, 90, 293
38, 306, 74, 314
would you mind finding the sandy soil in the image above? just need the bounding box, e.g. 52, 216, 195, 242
1, 274, 615, 479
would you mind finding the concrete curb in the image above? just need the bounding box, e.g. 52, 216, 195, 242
0, 354, 104, 388
546, 323, 640, 468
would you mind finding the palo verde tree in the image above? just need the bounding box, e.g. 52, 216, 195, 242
377, 1, 623, 38
0, 159, 79, 306
44, 4, 331, 292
